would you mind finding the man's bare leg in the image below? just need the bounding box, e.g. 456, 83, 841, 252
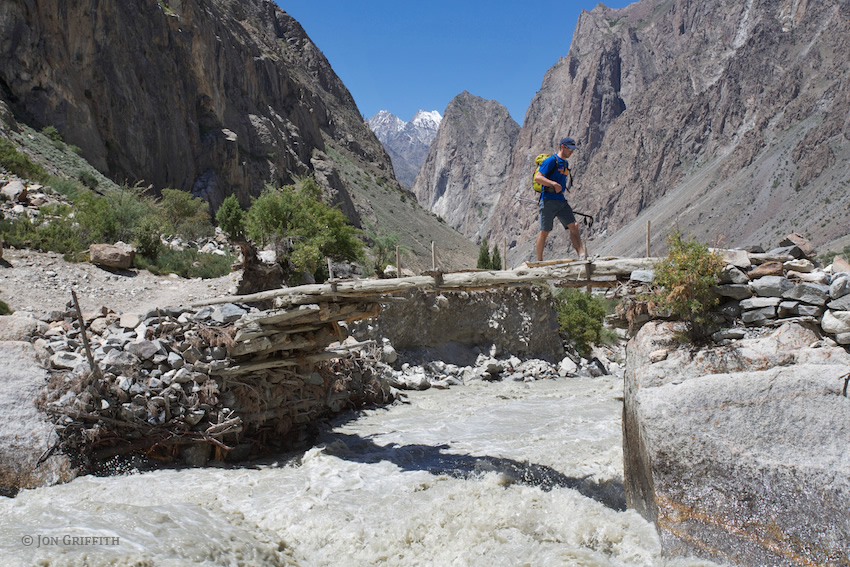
568, 222, 585, 258
536, 230, 550, 261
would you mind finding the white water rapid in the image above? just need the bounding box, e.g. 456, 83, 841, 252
1, 375, 721, 566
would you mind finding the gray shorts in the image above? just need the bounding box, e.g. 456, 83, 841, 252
539, 199, 577, 232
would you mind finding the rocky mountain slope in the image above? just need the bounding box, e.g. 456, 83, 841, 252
366, 109, 441, 188
0, 0, 476, 272
411, 92, 519, 242
468, 0, 850, 265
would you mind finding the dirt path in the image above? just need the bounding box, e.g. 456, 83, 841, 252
0, 248, 241, 316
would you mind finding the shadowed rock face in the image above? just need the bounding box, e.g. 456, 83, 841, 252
624, 320, 850, 565
484, 0, 850, 264
0, 0, 388, 212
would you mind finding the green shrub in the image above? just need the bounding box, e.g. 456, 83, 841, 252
159, 188, 213, 240
73, 191, 118, 243
554, 288, 608, 357
134, 247, 234, 279
41, 126, 63, 143
651, 230, 724, 339
0, 299, 11, 315
133, 215, 164, 258
46, 175, 85, 199
244, 177, 363, 281
0, 138, 48, 182
77, 169, 99, 190
215, 194, 244, 240
369, 231, 400, 276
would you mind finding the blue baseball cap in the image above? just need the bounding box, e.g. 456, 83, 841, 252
560, 137, 577, 149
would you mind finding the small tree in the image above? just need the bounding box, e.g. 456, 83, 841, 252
477, 238, 492, 269
490, 243, 502, 270
652, 230, 724, 339
215, 194, 245, 240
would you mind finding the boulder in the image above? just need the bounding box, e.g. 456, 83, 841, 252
624, 321, 850, 565
779, 233, 816, 257
0, 341, 76, 495
1, 180, 27, 202
89, 243, 135, 269
833, 256, 850, 273
0, 314, 47, 340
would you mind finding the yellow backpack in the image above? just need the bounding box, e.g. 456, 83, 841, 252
532, 154, 572, 192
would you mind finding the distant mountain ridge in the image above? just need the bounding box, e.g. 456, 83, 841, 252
366, 110, 441, 188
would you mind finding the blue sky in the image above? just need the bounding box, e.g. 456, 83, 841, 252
279, 1, 636, 124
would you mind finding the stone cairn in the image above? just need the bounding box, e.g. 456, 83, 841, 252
38, 294, 392, 467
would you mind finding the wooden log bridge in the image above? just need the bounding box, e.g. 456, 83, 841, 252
192, 257, 657, 309
171, 256, 655, 448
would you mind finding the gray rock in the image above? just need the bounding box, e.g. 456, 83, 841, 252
715, 284, 752, 299
126, 340, 159, 360
742, 306, 776, 325
102, 349, 141, 372
718, 265, 749, 284
711, 328, 747, 341
827, 294, 850, 311
0, 315, 47, 340
781, 282, 830, 306
821, 310, 850, 335
630, 270, 655, 283
167, 351, 184, 368
750, 275, 793, 297
89, 243, 135, 269
50, 351, 85, 370
740, 297, 781, 310
211, 303, 246, 324
830, 275, 850, 299
624, 321, 850, 565
768, 244, 803, 259
0, 342, 76, 495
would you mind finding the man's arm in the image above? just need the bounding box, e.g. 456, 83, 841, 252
534, 170, 562, 193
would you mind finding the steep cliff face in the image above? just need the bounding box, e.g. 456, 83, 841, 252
0, 0, 372, 209
412, 92, 519, 241
486, 0, 850, 264
0, 0, 477, 270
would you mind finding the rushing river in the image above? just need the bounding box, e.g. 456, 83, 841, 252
1, 374, 721, 566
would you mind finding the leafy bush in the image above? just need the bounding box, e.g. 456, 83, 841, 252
0, 299, 11, 315
244, 178, 363, 281
554, 288, 609, 356
215, 194, 244, 240
73, 191, 119, 244
77, 169, 99, 189
651, 230, 724, 338
369, 230, 400, 276
159, 188, 213, 240
133, 247, 234, 279
0, 138, 48, 182
133, 216, 164, 258
41, 125, 63, 143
